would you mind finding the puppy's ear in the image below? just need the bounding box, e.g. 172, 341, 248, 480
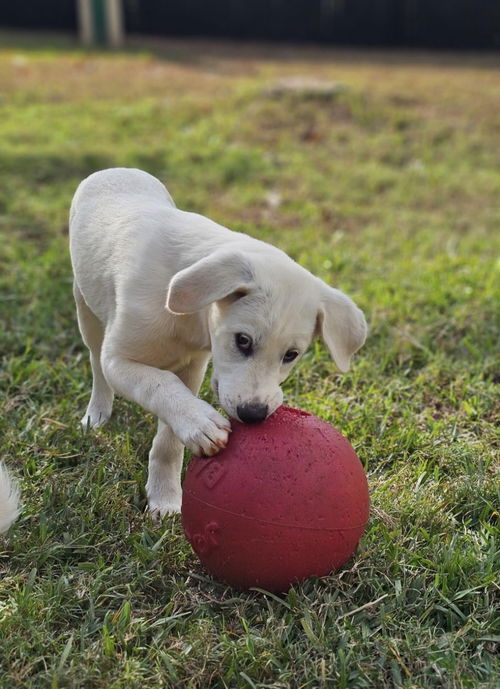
166, 250, 255, 314
317, 285, 367, 372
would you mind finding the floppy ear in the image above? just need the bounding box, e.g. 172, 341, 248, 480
166, 250, 255, 314
317, 285, 367, 373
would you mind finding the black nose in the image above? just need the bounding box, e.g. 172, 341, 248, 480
237, 403, 268, 424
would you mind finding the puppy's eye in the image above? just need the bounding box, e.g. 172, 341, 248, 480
283, 349, 299, 364
235, 333, 253, 355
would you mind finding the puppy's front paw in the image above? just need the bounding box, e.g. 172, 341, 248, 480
178, 400, 231, 457
80, 406, 111, 430
147, 495, 182, 521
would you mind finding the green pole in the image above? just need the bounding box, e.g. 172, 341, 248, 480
78, 0, 124, 47
90, 0, 108, 46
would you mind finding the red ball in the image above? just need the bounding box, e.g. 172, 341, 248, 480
182, 406, 369, 592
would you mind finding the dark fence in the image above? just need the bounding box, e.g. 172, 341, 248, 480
0, 0, 78, 32
1, 0, 499, 49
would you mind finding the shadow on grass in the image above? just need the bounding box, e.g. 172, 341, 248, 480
0, 150, 171, 185
2, 29, 500, 72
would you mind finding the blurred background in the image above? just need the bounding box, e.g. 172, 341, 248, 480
1, 0, 499, 50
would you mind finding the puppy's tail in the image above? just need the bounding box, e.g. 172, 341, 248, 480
0, 462, 20, 534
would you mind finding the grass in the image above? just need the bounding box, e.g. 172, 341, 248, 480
0, 32, 499, 688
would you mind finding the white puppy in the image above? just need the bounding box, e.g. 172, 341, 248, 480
69, 168, 367, 517
0, 463, 20, 534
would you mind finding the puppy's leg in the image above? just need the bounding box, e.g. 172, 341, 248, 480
74, 281, 114, 429
101, 343, 230, 457
146, 420, 184, 517
146, 356, 209, 518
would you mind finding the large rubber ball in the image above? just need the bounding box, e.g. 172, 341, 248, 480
182, 406, 369, 592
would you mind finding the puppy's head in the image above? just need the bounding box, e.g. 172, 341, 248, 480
166, 246, 367, 423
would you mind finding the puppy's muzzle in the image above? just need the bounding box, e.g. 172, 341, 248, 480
237, 402, 268, 424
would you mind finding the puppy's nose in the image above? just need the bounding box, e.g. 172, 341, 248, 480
237, 403, 268, 424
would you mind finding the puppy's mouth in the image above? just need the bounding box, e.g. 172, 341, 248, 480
212, 377, 239, 419
211, 377, 220, 403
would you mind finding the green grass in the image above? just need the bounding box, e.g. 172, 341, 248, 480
1, 33, 499, 688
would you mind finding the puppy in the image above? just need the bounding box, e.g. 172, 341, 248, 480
70, 168, 367, 517
0, 463, 20, 534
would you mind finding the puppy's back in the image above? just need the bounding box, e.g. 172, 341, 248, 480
70, 168, 175, 223
69, 169, 177, 320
